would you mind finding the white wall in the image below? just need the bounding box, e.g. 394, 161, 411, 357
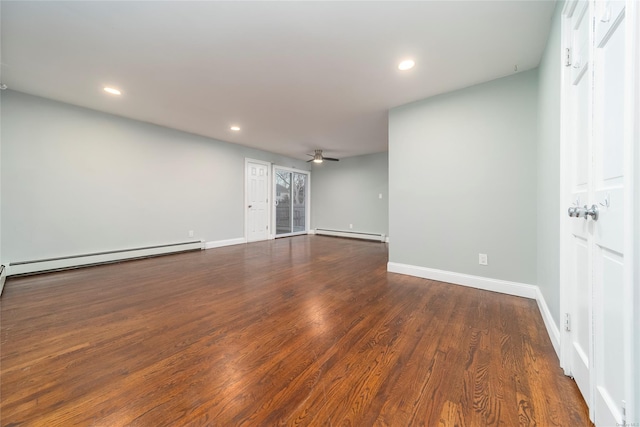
536, 2, 563, 327
1, 90, 309, 264
389, 70, 538, 285
311, 152, 388, 236
0, 89, 4, 281
0, 0, 3, 276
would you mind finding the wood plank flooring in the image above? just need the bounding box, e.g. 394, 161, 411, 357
1, 236, 591, 426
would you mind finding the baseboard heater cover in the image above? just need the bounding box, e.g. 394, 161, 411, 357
7, 240, 204, 276
315, 228, 386, 243
0, 265, 6, 296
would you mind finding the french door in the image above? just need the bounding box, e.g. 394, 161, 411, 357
561, 0, 636, 425
273, 167, 310, 237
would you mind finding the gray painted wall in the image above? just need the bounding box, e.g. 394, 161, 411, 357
311, 152, 388, 236
389, 70, 538, 284
536, 2, 563, 327
1, 90, 309, 263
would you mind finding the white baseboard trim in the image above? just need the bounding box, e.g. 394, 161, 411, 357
8, 240, 205, 276
387, 262, 538, 299
205, 237, 246, 249
0, 265, 6, 296
535, 287, 561, 358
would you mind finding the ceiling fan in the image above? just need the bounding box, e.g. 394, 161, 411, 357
306, 149, 339, 163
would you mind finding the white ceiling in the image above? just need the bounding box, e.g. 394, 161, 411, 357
1, 1, 556, 161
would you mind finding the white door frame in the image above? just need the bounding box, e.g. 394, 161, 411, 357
627, 0, 640, 421
559, 2, 573, 380
559, 0, 639, 423
272, 165, 311, 238
244, 158, 272, 242
559, 0, 593, 408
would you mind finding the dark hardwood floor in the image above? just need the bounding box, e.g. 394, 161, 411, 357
1, 236, 591, 426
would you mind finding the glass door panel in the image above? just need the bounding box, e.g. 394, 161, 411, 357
274, 168, 309, 237
292, 173, 306, 233
275, 169, 292, 235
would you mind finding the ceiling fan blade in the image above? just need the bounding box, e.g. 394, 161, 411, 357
306, 158, 314, 162
324, 157, 339, 161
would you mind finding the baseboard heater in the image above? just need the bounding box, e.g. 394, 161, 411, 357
7, 240, 204, 276
0, 265, 6, 296
314, 228, 386, 243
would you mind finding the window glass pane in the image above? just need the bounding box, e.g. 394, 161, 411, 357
275, 170, 292, 235
292, 173, 306, 233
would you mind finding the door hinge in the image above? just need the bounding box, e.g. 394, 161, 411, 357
266, 225, 268, 230
622, 400, 626, 424
565, 313, 571, 332
565, 47, 572, 67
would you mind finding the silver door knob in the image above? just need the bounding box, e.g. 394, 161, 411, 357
567, 206, 586, 217
585, 204, 599, 221
567, 204, 598, 221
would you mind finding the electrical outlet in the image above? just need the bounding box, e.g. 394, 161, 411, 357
349, 224, 353, 229
479, 253, 488, 265
188, 230, 194, 238
379, 193, 383, 199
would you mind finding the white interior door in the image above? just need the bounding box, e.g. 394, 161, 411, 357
562, 1, 634, 425
246, 159, 270, 242
564, 0, 593, 407
591, 1, 628, 425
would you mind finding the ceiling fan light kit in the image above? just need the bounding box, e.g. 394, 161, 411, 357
307, 149, 339, 163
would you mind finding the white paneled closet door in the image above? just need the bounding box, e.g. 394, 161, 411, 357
561, 0, 637, 425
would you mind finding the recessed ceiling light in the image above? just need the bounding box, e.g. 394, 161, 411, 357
103, 87, 121, 95
398, 59, 415, 71
230, 126, 241, 131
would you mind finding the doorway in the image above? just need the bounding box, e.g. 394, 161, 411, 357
245, 159, 271, 242
274, 167, 310, 237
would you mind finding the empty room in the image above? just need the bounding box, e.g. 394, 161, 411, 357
1, 1, 638, 426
